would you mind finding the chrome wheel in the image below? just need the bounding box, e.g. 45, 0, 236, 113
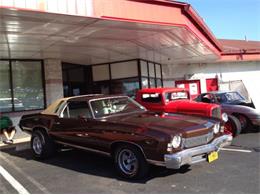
118, 149, 138, 176
32, 136, 42, 155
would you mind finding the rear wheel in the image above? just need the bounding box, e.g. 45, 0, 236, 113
114, 145, 149, 179
235, 114, 251, 131
31, 130, 56, 159
224, 115, 241, 137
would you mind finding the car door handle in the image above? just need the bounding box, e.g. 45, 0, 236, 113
54, 122, 60, 125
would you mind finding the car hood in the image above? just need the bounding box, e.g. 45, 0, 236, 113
166, 100, 217, 116
221, 104, 260, 115
104, 111, 216, 137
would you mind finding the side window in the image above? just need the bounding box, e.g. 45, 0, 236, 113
201, 94, 211, 103
141, 93, 162, 103
61, 101, 92, 119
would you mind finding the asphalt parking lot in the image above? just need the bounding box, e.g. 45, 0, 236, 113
0, 131, 260, 194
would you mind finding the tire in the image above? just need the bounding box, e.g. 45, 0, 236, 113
224, 115, 242, 137
235, 114, 251, 132
31, 130, 56, 159
114, 145, 149, 179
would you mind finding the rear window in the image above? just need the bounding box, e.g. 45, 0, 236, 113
141, 93, 162, 103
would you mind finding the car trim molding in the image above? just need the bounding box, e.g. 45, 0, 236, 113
55, 141, 111, 157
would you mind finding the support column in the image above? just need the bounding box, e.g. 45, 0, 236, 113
44, 59, 64, 106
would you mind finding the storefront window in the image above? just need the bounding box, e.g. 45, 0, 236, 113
140, 60, 148, 77
111, 61, 138, 79
149, 78, 156, 88
110, 78, 140, 98
157, 79, 162, 88
0, 61, 12, 112
12, 61, 44, 111
93, 81, 110, 94
142, 77, 149, 89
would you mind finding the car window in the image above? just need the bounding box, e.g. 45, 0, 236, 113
200, 94, 213, 103
61, 101, 92, 119
141, 93, 162, 103
165, 91, 188, 103
90, 97, 145, 118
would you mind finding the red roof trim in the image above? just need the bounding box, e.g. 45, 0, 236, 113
128, 0, 222, 53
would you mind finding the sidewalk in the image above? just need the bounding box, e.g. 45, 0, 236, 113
0, 128, 31, 149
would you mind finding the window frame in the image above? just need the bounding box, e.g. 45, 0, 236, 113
0, 59, 46, 113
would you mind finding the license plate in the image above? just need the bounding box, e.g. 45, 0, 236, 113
208, 151, 218, 163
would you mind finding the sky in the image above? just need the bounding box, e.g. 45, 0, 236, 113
182, 0, 260, 41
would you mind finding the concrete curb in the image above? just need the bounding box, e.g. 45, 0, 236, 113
0, 137, 31, 150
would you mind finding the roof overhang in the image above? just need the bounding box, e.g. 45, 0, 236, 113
0, 0, 222, 65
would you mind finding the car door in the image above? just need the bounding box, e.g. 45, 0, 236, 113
50, 100, 94, 147
50, 99, 110, 152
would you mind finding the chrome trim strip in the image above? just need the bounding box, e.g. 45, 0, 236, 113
55, 141, 111, 157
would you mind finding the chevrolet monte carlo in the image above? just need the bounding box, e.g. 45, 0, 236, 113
19, 95, 232, 179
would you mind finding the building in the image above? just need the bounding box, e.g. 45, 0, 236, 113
0, 0, 259, 131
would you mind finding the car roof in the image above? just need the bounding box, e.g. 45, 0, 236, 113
41, 94, 128, 115
206, 91, 237, 94
138, 87, 188, 93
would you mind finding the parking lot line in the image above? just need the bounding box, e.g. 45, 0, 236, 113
220, 148, 252, 153
0, 153, 50, 194
0, 165, 29, 194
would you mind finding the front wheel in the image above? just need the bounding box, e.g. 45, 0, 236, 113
31, 130, 56, 159
114, 145, 149, 179
224, 115, 241, 137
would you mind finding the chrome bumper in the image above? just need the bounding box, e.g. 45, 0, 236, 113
164, 134, 233, 169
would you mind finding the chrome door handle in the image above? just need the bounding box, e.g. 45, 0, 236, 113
54, 122, 60, 125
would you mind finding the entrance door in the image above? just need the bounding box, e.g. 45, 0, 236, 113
206, 78, 218, 92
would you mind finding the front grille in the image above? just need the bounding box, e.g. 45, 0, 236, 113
212, 107, 221, 119
182, 131, 214, 148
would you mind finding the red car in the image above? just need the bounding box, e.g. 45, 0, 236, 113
136, 88, 239, 136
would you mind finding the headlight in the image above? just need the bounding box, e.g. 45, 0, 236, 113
170, 135, 182, 148
222, 113, 228, 122
213, 123, 220, 134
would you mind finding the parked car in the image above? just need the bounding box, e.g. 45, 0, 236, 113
194, 91, 260, 132
19, 94, 232, 179
136, 88, 241, 137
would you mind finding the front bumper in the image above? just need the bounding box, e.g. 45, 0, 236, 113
164, 134, 232, 169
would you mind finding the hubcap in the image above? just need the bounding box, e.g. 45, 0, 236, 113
33, 136, 42, 155
118, 149, 138, 175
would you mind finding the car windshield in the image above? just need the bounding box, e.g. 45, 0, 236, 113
90, 97, 146, 118
165, 91, 189, 103
216, 92, 245, 103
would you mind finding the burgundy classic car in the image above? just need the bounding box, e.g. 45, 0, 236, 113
136, 88, 242, 136
19, 95, 232, 179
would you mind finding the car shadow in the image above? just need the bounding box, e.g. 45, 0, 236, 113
1, 147, 191, 184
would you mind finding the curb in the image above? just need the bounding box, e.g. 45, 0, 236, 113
0, 137, 31, 150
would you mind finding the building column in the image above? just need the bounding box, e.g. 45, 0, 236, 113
44, 59, 64, 106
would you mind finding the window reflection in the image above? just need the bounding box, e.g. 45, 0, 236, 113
110, 78, 140, 99
12, 61, 44, 111
0, 61, 12, 112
